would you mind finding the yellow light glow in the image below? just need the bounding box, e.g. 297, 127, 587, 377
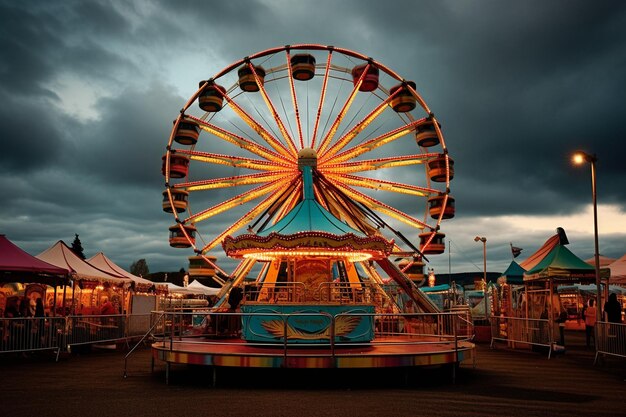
317, 79, 362, 156
191, 116, 289, 163
320, 100, 388, 161
242, 250, 373, 262
188, 179, 285, 224
190, 154, 291, 172
225, 96, 294, 159
323, 121, 421, 164
185, 172, 291, 192
330, 179, 428, 230
255, 68, 298, 155
573, 153, 585, 164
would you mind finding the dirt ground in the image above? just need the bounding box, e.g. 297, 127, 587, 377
1, 330, 624, 417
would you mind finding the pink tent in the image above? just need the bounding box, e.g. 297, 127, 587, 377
0, 234, 69, 285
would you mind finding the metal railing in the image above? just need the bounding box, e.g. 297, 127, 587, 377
148, 309, 474, 354
0, 314, 153, 358
489, 316, 555, 358
595, 321, 626, 364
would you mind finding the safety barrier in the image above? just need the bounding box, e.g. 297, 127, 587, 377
489, 316, 555, 358
146, 309, 473, 351
595, 321, 626, 364
0, 314, 153, 358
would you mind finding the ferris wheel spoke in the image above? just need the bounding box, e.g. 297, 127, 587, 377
322, 118, 425, 165
272, 185, 302, 221
250, 61, 299, 155
318, 90, 399, 162
314, 184, 379, 235
284, 51, 304, 149
316, 62, 374, 156
326, 173, 436, 197
222, 92, 294, 159
327, 179, 430, 230
311, 50, 333, 149
321, 153, 436, 174
178, 149, 295, 172
185, 177, 296, 224
186, 115, 290, 163
199, 181, 298, 252
176, 172, 293, 192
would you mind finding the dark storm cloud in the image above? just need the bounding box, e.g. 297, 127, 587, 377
1, 0, 625, 274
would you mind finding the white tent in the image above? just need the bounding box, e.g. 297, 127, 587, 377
87, 252, 159, 292
187, 279, 221, 296
162, 282, 196, 295
37, 241, 132, 288
607, 254, 626, 285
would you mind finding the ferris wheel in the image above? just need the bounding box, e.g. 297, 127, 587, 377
162, 44, 454, 273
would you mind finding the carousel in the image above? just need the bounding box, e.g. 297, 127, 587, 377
153, 45, 474, 380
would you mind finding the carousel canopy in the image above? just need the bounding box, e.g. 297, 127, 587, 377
87, 252, 157, 292
0, 235, 69, 285
523, 243, 610, 283
37, 241, 132, 288
223, 165, 394, 260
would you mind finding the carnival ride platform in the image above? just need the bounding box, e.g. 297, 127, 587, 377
151, 336, 475, 370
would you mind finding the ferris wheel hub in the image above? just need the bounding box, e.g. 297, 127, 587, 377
297, 147, 318, 169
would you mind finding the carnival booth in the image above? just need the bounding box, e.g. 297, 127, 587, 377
421, 283, 464, 311
37, 241, 133, 316
0, 235, 69, 316
523, 236, 610, 330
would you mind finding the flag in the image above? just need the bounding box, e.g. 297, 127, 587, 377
511, 244, 523, 258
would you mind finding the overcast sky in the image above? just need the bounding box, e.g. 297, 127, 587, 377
1, 0, 625, 278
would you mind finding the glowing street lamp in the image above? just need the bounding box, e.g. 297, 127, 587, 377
572, 151, 602, 323
474, 236, 487, 283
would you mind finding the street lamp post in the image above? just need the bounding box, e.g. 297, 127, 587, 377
474, 236, 487, 319
573, 151, 602, 323
474, 236, 487, 283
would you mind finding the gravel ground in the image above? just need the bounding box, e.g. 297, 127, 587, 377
1, 330, 624, 417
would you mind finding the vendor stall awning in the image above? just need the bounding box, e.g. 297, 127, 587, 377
523, 244, 610, 283
0, 235, 69, 285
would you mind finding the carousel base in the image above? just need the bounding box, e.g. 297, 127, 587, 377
151, 336, 475, 371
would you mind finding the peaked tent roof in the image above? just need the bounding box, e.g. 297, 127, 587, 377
500, 260, 526, 285
37, 241, 132, 288
524, 243, 610, 283
518, 234, 560, 271
187, 279, 221, 296
607, 254, 626, 284
0, 235, 69, 285
87, 252, 156, 292
584, 255, 617, 268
